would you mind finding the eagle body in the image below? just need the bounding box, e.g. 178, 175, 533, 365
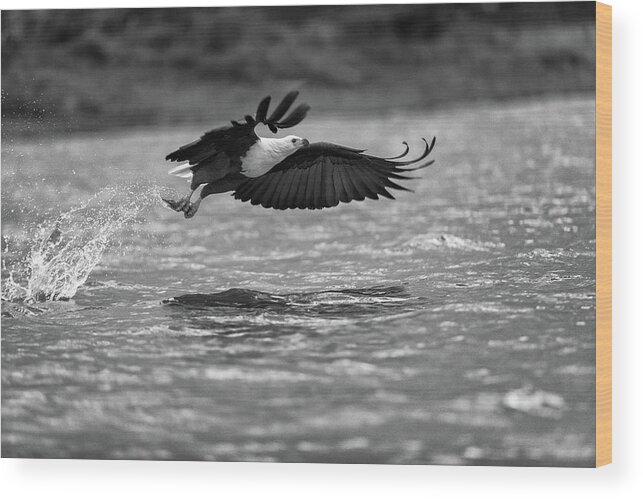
169, 135, 304, 182
163, 91, 436, 218
240, 136, 306, 178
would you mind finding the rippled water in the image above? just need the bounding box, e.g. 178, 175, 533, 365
1, 97, 596, 465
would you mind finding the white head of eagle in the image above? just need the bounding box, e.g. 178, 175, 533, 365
163, 90, 436, 218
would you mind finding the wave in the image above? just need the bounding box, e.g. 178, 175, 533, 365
159, 285, 425, 337
165, 285, 410, 307
163, 285, 421, 318
401, 233, 505, 252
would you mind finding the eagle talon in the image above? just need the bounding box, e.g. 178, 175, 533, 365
162, 197, 180, 211
183, 200, 201, 219
162, 196, 191, 212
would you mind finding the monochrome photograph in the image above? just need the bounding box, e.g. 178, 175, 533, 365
1, 2, 599, 466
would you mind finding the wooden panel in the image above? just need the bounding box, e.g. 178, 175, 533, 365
595, 1, 612, 468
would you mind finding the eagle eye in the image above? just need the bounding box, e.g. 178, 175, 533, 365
291, 138, 297, 144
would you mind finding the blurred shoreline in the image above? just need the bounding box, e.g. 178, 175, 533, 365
2, 3, 596, 137
1, 93, 595, 146
1, 90, 596, 140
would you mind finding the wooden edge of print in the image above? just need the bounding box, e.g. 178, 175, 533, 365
595, 1, 612, 468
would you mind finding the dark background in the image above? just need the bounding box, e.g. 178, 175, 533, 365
2, 2, 595, 134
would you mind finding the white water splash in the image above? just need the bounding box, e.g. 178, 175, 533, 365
2, 185, 161, 304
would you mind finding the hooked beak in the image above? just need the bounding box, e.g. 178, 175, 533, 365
302, 138, 310, 147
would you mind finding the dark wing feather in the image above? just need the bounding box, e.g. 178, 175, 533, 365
261, 91, 310, 131
255, 96, 271, 123
233, 139, 436, 210
277, 103, 311, 129
267, 91, 300, 123
286, 168, 305, 209
165, 91, 311, 183
327, 162, 341, 207
165, 118, 258, 189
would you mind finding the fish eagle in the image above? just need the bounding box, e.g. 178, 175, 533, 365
163, 91, 436, 218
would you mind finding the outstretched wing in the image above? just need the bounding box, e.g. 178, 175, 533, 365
233, 138, 436, 210
165, 90, 311, 171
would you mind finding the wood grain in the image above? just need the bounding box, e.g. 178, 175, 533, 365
595, 1, 612, 468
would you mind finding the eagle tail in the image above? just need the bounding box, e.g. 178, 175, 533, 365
168, 162, 193, 177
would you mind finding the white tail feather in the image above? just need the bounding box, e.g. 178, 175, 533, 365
168, 162, 193, 176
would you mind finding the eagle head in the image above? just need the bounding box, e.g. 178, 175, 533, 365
283, 135, 310, 150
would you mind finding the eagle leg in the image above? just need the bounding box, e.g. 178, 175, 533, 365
162, 188, 196, 212
184, 198, 201, 219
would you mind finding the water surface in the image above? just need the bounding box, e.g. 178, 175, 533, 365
1, 97, 596, 465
